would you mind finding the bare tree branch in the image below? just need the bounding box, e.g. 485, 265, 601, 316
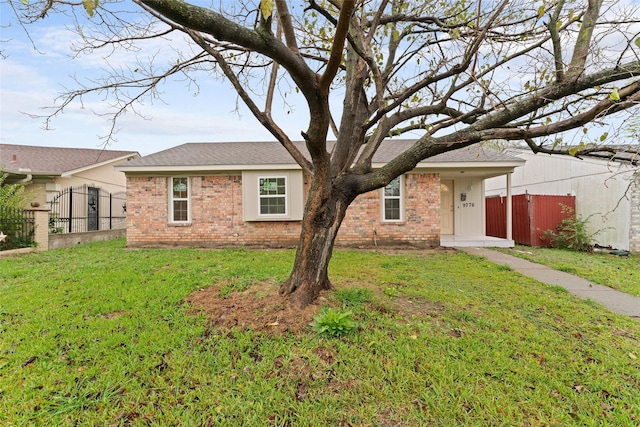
275, 0, 299, 55
318, 0, 356, 94
187, 29, 312, 174
567, 0, 604, 79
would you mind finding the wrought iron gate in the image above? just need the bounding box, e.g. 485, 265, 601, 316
49, 185, 127, 234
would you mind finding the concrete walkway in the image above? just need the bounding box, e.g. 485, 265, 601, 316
459, 247, 640, 320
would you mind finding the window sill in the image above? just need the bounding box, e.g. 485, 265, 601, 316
168, 222, 192, 227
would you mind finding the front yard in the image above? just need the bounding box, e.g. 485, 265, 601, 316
0, 239, 638, 426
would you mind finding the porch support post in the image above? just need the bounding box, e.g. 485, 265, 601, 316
506, 172, 513, 241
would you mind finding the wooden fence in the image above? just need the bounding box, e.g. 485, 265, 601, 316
486, 194, 576, 246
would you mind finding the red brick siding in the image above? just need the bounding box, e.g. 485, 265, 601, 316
126, 173, 440, 247
338, 173, 440, 245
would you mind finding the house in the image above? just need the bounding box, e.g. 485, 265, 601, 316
0, 143, 140, 208
485, 148, 640, 253
115, 141, 525, 249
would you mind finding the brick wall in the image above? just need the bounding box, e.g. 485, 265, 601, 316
126, 173, 441, 248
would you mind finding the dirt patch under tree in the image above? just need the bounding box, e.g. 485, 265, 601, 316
186, 282, 325, 336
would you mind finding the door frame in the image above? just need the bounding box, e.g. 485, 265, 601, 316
440, 179, 454, 234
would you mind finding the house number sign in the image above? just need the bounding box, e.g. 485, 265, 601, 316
462, 202, 475, 208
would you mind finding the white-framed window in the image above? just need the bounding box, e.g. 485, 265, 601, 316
382, 175, 403, 221
259, 176, 287, 216
169, 177, 190, 223
242, 170, 303, 221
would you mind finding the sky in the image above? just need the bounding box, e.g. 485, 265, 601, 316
0, 1, 309, 156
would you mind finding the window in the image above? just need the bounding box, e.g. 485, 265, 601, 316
242, 171, 303, 221
170, 177, 190, 222
259, 177, 287, 215
383, 176, 403, 221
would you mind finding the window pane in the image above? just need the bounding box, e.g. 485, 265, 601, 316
384, 177, 400, 197
173, 200, 188, 221
260, 177, 286, 195
385, 199, 400, 220
173, 178, 188, 198
260, 196, 286, 214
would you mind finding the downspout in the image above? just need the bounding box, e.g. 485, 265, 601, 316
17, 168, 32, 183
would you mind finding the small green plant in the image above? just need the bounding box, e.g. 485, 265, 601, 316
310, 308, 358, 337
383, 287, 399, 297
541, 205, 607, 252
48, 215, 65, 234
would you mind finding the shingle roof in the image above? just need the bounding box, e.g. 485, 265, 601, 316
120, 140, 521, 169
0, 144, 139, 175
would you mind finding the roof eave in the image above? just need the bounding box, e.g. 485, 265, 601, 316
61, 153, 140, 177
116, 163, 303, 174
2, 169, 62, 177
373, 160, 526, 169
118, 160, 525, 174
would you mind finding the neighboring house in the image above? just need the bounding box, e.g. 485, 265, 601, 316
116, 141, 525, 248
0, 144, 140, 208
485, 148, 640, 253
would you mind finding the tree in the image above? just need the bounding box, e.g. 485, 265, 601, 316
6, 0, 640, 306
0, 170, 32, 209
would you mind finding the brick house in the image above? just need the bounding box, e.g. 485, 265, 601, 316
116, 141, 524, 248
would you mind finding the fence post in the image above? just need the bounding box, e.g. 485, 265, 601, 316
109, 192, 113, 230
27, 208, 50, 251
68, 187, 73, 233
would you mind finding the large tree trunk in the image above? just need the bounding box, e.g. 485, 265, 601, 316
279, 176, 353, 308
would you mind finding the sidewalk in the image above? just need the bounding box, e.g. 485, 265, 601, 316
459, 247, 640, 320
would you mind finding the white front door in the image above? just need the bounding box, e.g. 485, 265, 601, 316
440, 180, 454, 234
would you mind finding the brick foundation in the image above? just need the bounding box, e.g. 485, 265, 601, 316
125, 173, 441, 248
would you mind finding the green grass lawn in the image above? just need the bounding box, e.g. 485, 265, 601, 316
1, 239, 639, 426
499, 246, 640, 296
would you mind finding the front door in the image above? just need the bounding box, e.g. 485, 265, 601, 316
440, 180, 454, 234
87, 187, 99, 231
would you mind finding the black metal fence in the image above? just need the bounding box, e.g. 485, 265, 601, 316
0, 206, 35, 250
49, 185, 127, 234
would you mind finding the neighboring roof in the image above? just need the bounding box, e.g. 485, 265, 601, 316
0, 143, 139, 176
116, 140, 524, 173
